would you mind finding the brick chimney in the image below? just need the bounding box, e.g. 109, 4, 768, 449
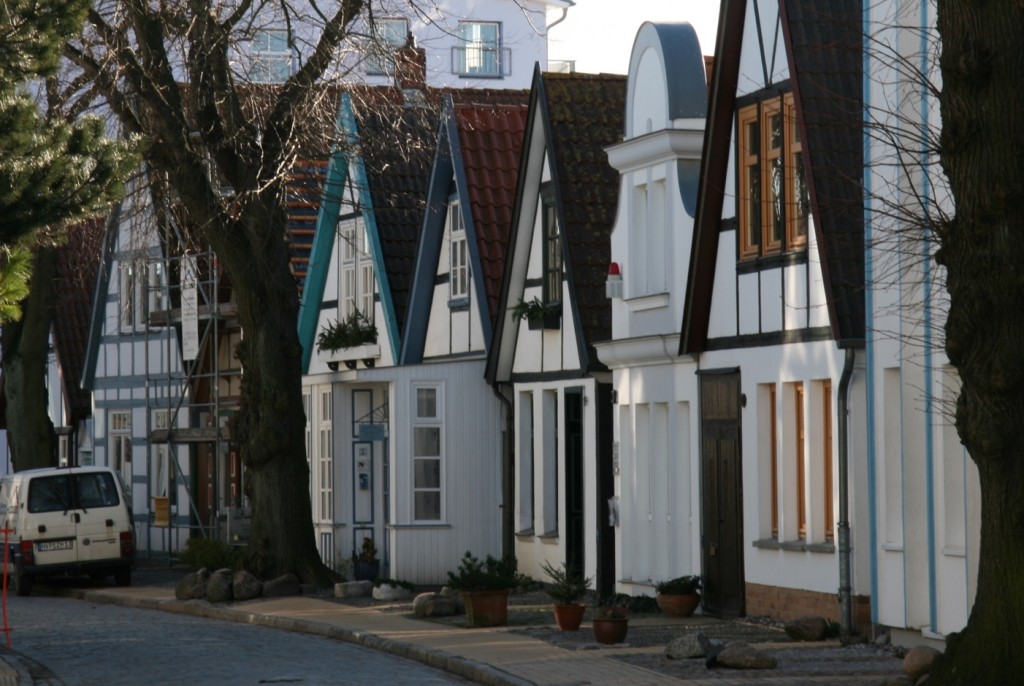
394, 33, 426, 93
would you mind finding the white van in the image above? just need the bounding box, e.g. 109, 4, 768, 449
0, 466, 135, 596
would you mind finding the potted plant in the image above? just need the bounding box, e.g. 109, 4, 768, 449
654, 574, 701, 618
540, 560, 592, 631
353, 537, 380, 581
591, 596, 630, 644
511, 297, 561, 330
445, 551, 519, 627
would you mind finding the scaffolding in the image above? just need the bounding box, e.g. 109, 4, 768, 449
143, 248, 248, 557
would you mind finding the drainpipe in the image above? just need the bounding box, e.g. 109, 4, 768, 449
492, 382, 515, 558
837, 347, 856, 639
546, 1, 574, 31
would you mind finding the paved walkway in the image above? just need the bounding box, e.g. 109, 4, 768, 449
3, 578, 910, 686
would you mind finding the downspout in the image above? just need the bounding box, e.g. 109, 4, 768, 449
837, 347, 856, 639
546, 1, 574, 31
492, 382, 516, 558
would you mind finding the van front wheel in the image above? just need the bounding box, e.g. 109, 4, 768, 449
114, 567, 132, 587
13, 568, 32, 597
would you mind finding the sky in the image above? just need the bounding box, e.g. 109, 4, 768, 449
548, 0, 720, 75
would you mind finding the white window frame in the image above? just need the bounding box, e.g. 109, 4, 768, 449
148, 260, 168, 320
251, 29, 293, 83
318, 389, 333, 523
449, 201, 469, 300
339, 216, 375, 321
109, 410, 132, 496
119, 260, 139, 332
455, 21, 501, 77
365, 17, 409, 76
412, 384, 444, 522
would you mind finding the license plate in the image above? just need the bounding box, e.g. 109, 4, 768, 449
37, 539, 74, 552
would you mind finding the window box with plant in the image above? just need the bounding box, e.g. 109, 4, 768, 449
317, 311, 379, 369
446, 551, 519, 627
654, 574, 701, 618
541, 560, 592, 631
511, 297, 561, 330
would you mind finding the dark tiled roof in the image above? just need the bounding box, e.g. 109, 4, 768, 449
541, 72, 627, 364
351, 96, 440, 337
54, 218, 106, 423
455, 100, 529, 323
781, 0, 864, 345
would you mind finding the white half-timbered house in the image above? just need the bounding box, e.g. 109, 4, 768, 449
486, 68, 626, 597
678, 0, 870, 627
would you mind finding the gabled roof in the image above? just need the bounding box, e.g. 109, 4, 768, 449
54, 219, 106, 424
681, 0, 865, 353
543, 70, 627, 362
400, 93, 529, 364
486, 68, 626, 382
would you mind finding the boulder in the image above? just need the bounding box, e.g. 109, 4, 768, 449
206, 568, 234, 603
666, 632, 707, 659
373, 583, 414, 602
903, 646, 941, 682
699, 635, 726, 667
335, 581, 372, 598
232, 570, 263, 601
262, 573, 301, 597
784, 616, 829, 641
413, 592, 457, 618
175, 568, 212, 600
715, 641, 778, 670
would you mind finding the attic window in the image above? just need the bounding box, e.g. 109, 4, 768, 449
737, 91, 808, 261
365, 17, 408, 76
251, 30, 293, 83
541, 186, 562, 306
448, 201, 469, 301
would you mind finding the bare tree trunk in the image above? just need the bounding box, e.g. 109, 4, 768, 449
932, 0, 1024, 681
1, 247, 59, 471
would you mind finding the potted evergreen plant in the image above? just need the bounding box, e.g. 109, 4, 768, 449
317, 311, 378, 369
352, 537, 380, 581
511, 297, 561, 330
446, 551, 519, 627
540, 560, 592, 631
654, 574, 701, 618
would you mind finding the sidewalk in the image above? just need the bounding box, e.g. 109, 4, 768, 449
34, 576, 909, 686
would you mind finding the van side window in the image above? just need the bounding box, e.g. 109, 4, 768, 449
28, 476, 73, 513
74, 473, 121, 509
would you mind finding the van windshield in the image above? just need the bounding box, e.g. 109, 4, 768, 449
27, 472, 121, 513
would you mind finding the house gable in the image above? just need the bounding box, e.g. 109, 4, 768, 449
681, 0, 864, 354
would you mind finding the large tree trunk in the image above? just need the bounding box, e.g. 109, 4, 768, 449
932, 0, 1024, 681
1, 247, 59, 471
211, 194, 331, 585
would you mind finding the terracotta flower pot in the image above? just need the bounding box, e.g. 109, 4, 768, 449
552, 603, 586, 631
656, 593, 701, 618
592, 617, 629, 644
462, 589, 510, 627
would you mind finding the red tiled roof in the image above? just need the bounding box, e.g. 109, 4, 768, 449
455, 100, 529, 323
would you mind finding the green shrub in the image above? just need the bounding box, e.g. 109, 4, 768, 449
179, 537, 243, 571
372, 577, 415, 591
446, 551, 519, 591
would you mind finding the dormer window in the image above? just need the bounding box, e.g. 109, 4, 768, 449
448, 201, 469, 301
737, 91, 808, 261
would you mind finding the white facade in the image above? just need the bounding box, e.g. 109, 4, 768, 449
864, 0, 979, 647
595, 22, 707, 598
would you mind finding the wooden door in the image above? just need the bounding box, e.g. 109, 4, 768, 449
700, 371, 745, 617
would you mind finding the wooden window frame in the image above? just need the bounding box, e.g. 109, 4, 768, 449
541, 186, 562, 307
737, 91, 806, 261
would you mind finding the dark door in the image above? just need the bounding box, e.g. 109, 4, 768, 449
594, 383, 616, 598
700, 371, 744, 617
564, 388, 584, 578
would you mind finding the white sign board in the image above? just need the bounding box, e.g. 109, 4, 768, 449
181, 254, 199, 361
